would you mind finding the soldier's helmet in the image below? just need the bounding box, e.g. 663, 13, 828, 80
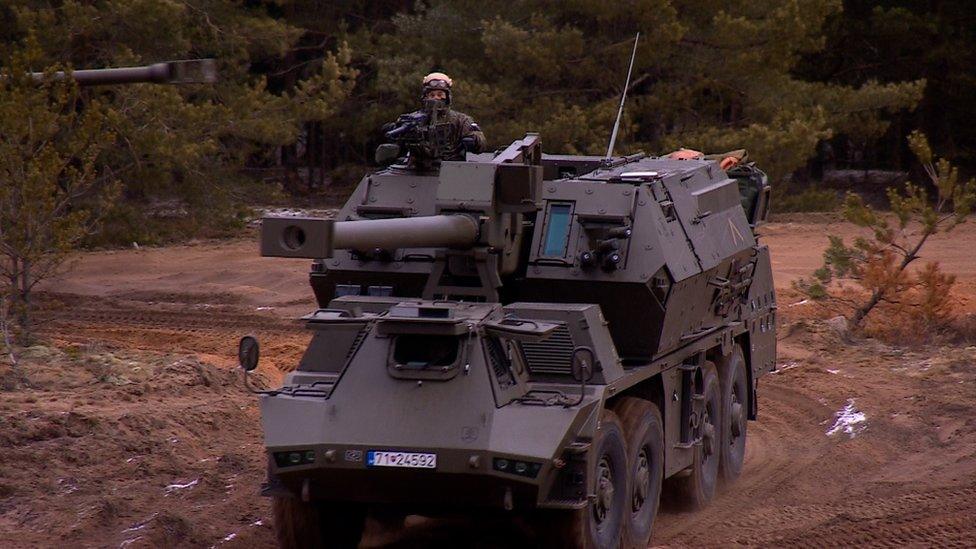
422, 72, 453, 105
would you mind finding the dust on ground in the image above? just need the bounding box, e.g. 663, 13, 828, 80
0, 219, 974, 547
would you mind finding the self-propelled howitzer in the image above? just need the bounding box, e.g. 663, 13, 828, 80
250, 133, 777, 549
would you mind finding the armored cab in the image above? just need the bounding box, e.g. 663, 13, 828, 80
251, 134, 777, 548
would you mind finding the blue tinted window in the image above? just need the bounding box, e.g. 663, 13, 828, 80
542, 203, 572, 257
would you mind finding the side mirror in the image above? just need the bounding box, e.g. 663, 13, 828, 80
238, 335, 260, 372
375, 143, 401, 166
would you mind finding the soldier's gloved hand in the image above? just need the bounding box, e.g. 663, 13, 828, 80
461, 136, 476, 152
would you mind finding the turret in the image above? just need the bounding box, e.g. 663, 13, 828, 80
261, 134, 544, 302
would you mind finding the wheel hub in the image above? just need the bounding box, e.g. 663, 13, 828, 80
633, 450, 649, 511
702, 420, 716, 457
731, 400, 744, 438
595, 456, 614, 524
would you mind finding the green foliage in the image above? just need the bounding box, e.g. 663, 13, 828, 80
317, 0, 923, 182
774, 186, 840, 212
798, 1, 976, 169
0, 1, 938, 252
796, 131, 976, 329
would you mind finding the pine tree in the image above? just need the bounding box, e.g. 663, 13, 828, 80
0, 38, 118, 349
316, 0, 924, 182
798, 1, 976, 169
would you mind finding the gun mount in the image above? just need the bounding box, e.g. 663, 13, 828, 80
252, 131, 777, 549
26, 59, 217, 86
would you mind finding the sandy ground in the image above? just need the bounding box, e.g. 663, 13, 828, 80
0, 216, 974, 547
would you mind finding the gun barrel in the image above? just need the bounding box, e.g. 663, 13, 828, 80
31, 59, 217, 87
385, 126, 407, 140
261, 215, 479, 259
334, 215, 478, 251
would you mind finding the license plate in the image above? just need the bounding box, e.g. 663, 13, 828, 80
367, 451, 437, 469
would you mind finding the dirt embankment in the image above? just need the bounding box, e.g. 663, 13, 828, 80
0, 219, 974, 547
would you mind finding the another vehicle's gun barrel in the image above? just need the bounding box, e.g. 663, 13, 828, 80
30, 59, 218, 86
260, 215, 479, 259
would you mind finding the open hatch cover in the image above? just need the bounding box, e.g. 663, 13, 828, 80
482, 318, 560, 342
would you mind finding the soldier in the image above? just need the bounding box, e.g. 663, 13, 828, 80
385, 72, 486, 167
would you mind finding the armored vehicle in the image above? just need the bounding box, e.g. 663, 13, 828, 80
247, 132, 776, 548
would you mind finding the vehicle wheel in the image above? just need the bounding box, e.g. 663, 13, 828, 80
717, 345, 749, 484
535, 409, 628, 549
666, 361, 720, 510
613, 397, 664, 549
272, 495, 365, 549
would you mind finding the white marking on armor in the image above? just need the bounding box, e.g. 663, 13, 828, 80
728, 217, 744, 245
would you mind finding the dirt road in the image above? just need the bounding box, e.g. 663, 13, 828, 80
1, 217, 974, 547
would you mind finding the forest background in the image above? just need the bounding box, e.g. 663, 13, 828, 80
0, 0, 971, 245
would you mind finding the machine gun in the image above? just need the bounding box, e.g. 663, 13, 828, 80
379, 102, 468, 169
384, 111, 429, 143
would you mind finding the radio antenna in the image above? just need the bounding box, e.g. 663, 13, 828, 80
605, 32, 640, 160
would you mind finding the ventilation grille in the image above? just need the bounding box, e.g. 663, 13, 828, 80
520, 324, 574, 376
485, 338, 515, 388
344, 326, 369, 363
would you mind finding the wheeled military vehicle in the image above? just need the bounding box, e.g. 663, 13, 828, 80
246, 132, 776, 548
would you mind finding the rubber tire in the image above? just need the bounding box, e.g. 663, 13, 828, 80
665, 361, 720, 510
272, 496, 366, 549
613, 397, 664, 549
538, 409, 628, 549
717, 345, 749, 484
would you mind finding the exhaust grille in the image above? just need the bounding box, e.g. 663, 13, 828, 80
345, 326, 369, 363
520, 324, 574, 376
485, 338, 515, 388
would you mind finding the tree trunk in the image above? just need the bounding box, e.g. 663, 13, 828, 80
1, 294, 19, 370
850, 287, 883, 328
850, 233, 930, 328
18, 257, 31, 347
